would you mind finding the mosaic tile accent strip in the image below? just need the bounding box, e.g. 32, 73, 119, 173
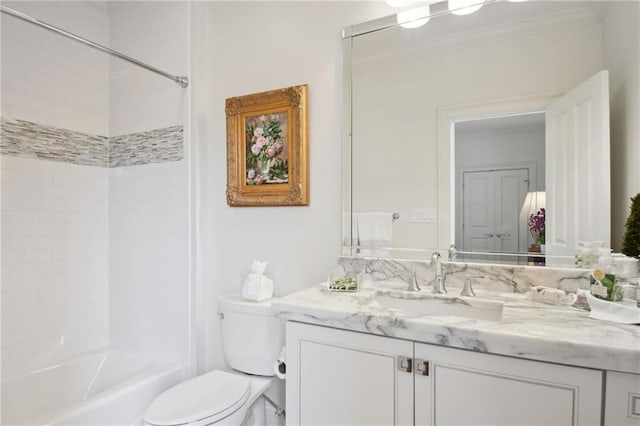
109, 125, 183, 168
0, 117, 184, 168
0, 117, 109, 167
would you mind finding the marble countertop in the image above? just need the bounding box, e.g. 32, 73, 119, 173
272, 282, 640, 374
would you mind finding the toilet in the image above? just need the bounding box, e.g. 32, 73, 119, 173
143, 295, 285, 426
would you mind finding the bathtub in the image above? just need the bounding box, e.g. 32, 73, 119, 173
1, 350, 185, 426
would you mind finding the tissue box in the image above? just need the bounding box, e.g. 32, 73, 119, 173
242, 274, 274, 301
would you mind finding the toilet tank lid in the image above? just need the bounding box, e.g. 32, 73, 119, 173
217, 294, 278, 316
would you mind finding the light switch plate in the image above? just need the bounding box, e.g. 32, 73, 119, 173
410, 208, 436, 223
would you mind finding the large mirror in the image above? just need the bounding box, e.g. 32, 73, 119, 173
343, 0, 637, 264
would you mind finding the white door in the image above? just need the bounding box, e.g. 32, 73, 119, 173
286, 322, 414, 426
414, 342, 603, 426
462, 169, 529, 256
546, 70, 610, 257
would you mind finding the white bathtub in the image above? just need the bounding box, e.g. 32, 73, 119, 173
1, 350, 185, 426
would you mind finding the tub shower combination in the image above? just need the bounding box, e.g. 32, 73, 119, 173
1, 4, 191, 425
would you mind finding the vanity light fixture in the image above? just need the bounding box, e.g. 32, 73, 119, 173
397, 5, 431, 29
448, 0, 484, 15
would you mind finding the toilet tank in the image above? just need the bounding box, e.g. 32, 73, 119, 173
217, 294, 285, 376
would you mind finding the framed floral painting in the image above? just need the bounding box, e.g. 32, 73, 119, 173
225, 85, 309, 206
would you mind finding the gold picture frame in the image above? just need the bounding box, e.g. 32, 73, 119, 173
225, 85, 309, 206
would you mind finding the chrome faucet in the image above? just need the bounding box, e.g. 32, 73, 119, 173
430, 252, 447, 294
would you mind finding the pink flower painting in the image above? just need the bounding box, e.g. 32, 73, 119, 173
244, 111, 289, 185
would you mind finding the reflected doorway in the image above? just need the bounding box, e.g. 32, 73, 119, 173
454, 113, 545, 263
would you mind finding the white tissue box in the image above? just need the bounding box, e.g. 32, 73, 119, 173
242, 274, 274, 301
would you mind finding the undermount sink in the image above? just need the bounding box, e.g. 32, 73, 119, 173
365, 291, 504, 321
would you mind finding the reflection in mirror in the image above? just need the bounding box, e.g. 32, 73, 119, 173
454, 112, 545, 264
343, 0, 637, 265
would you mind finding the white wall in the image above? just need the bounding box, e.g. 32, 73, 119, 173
455, 124, 545, 190
190, 1, 395, 374
602, 1, 640, 251
107, 1, 191, 366
1, 1, 110, 377
352, 9, 602, 250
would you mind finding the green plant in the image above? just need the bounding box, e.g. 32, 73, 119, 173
621, 193, 640, 258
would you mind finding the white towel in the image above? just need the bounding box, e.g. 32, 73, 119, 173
357, 212, 393, 250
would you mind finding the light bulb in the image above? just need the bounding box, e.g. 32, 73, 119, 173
448, 0, 484, 15
397, 5, 431, 29
386, 0, 416, 7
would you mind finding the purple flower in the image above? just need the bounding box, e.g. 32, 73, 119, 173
274, 141, 283, 153
255, 175, 266, 185
251, 144, 261, 155
253, 127, 264, 137
266, 147, 277, 158
256, 136, 267, 148
247, 168, 256, 180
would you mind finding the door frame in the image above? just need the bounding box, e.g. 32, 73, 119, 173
456, 162, 537, 254
437, 93, 559, 249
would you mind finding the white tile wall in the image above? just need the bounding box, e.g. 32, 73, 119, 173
108, 1, 189, 136
1, 0, 191, 379
107, 1, 190, 367
108, 161, 189, 363
0, 1, 110, 135
1, 156, 109, 378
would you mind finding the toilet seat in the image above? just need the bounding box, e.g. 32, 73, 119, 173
144, 370, 251, 426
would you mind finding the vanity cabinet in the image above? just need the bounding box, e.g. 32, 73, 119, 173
287, 322, 603, 425
413, 342, 602, 425
605, 371, 640, 425
286, 321, 414, 425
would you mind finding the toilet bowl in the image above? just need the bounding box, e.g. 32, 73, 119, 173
143, 295, 285, 426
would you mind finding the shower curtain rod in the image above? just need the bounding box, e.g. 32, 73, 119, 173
0, 6, 189, 88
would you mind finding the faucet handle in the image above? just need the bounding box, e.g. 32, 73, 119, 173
461, 274, 486, 297
407, 271, 421, 292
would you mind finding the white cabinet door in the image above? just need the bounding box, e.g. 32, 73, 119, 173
605, 371, 640, 426
286, 322, 414, 426
414, 343, 603, 426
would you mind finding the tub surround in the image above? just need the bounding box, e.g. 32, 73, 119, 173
273, 280, 640, 375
